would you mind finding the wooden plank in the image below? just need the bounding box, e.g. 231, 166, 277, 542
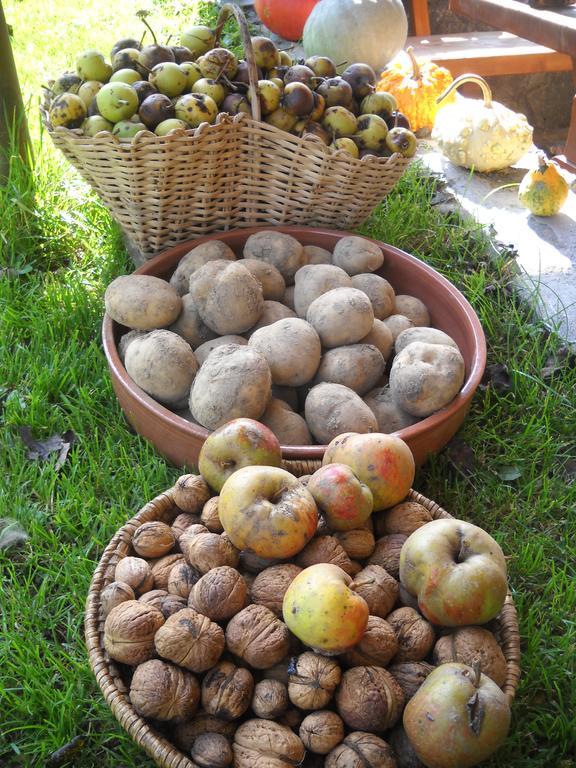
410, 0, 432, 36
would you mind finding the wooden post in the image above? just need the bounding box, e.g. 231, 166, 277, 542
0, 0, 32, 179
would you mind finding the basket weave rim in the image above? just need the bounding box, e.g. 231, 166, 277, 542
85, 487, 521, 768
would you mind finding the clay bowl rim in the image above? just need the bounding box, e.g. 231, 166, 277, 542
102, 225, 487, 461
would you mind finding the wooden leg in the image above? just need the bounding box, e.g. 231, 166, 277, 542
553, 65, 576, 175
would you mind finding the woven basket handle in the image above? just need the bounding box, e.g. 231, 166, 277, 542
213, 3, 262, 122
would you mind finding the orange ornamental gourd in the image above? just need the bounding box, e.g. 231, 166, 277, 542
253, 0, 321, 42
518, 153, 570, 216
377, 47, 454, 132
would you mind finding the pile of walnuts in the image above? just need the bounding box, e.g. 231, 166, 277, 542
100, 475, 508, 768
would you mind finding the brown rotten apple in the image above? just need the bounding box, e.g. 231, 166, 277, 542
399, 518, 508, 626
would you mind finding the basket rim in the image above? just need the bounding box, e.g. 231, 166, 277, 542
85, 486, 521, 768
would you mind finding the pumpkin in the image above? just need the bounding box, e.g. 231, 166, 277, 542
377, 47, 454, 133
518, 153, 569, 216
303, 0, 408, 74
253, 0, 321, 42
431, 74, 534, 173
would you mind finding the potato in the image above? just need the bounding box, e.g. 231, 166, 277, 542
331, 235, 384, 275
382, 314, 414, 341
169, 240, 236, 296
118, 329, 145, 363
105, 275, 182, 330
190, 344, 272, 429
261, 398, 312, 445
359, 320, 394, 361
351, 274, 395, 320
305, 383, 378, 444
393, 295, 430, 327
189, 261, 264, 335
293, 264, 352, 318
248, 318, 321, 387
314, 344, 385, 396
303, 245, 332, 265
168, 294, 218, 349
246, 301, 296, 337
395, 327, 459, 355
282, 285, 296, 311
243, 230, 305, 284
306, 287, 374, 348
194, 335, 247, 366
240, 258, 286, 301
271, 385, 300, 412
125, 329, 198, 408
364, 385, 421, 432
389, 342, 466, 417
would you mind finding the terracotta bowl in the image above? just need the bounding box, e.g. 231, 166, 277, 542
102, 226, 486, 468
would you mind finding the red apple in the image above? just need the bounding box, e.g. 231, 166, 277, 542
198, 418, 282, 492
399, 518, 508, 626
306, 463, 373, 531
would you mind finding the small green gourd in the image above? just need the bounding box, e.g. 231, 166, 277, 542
518, 153, 569, 216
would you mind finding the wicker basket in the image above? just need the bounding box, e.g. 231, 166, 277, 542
85, 483, 521, 768
40, 4, 411, 261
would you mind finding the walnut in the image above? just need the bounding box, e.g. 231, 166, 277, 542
251, 679, 289, 719
397, 583, 420, 611
172, 711, 237, 752
299, 711, 345, 754
154, 607, 225, 672
181, 527, 240, 573
288, 652, 341, 710
250, 564, 302, 617
104, 600, 164, 665
150, 553, 186, 590
226, 604, 290, 669
160, 593, 189, 617
239, 550, 282, 574
433, 627, 508, 687
201, 496, 223, 533
347, 560, 364, 576
191, 733, 233, 768
374, 502, 433, 538
336, 666, 404, 733
262, 657, 291, 685
367, 534, 407, 580
295, 536, 355, 574
326, 731, 397, 768
173, 473, 212, 513
350, 565, 399, 619
172, 512, 201, 539
132, 520, 176, 558
387, 607, 435, 663
167, 561, 201, 598
343, 616, 398, 668
388, 725, 425, 768
233, 719, 305, 768
129, 658, 199, 723
100, 581, 135, 617
201, 661, 255, 721
334, 529, 376, 560
189, 566, 247, 621
114, 556, 154, 596
387, 661, 435, 701
138, 588, 168, 610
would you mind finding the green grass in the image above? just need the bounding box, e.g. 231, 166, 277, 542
1, 0, 576, 766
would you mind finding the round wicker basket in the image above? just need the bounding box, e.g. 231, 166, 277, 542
85, 485, 521, 768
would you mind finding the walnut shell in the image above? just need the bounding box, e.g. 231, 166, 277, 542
350, 564, 399, 619
295, 536, 355, 575
129, 658, 199, 723
150, 553, 186, 590
397, 583, 420, 611
181, 528, 240, 574
262, 657, 291, 685
154, 607, 225, 672
433, 627, 508, 687
104, 600, 164, 665
173, 473, 212, 513
100, 581, 135, 617
201, 496, 223, 533
189, 566, 247, 621
343, 616, 398, 668
334, 529, 376, 560
138, 588, 168, 610
336, 666, 404, 733
191, 733, 233, 768
140, 588, 188, 617
114, 556, 154, 596
387, 661, 435, 701
132, 520, 176, 558
250, 564, 302, 617
233, 719, 305, 768
326, 731, 397, 768
367, 534, 407, 580
288, 652, 342, 710
167, 561, 202, 599
299, 711, 345, 755
388, 725, 425, 768
386, 607, 435, 663
172, 711, 237, 752
172, 512, 202, 539
239, 550, 283, 574
251, 679, 289, 720
374, 502, 433, 538
202, 661, 255, 721
226, 604, 290, 669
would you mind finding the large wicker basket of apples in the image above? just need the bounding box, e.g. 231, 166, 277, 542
85, 420, 520, 768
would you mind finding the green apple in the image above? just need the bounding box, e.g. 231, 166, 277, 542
110, 68, 141, 85
82, 115, 113, 136
96, 82, 139, 122
149, 62, 188, 98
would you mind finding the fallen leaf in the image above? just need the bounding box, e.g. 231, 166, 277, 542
18, 427, 77, 469
481, 363, 511, 393
540, 346, 576, 380
446, 438, 475, 475
45, 736, 87, 767
497, 465, 522, 482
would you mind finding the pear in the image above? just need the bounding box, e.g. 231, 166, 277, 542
180, 25, 215, 58
111, 38, 141, 59
96, 82, 139, 122
132, 80, 157, 105
251, 36, 280, 70
82, 115, 113, 136
138, 44, 175, 74
301, 121, 330, 144
52, 73, 82, 96
78, 81, 102, 109
354, 114, 389, 152
192, 78, 227, 107
341, 63, 377, 99
49, 93, 87, 128
198, 48, 238, 80
110, 68, 141, 86
248, 80, 282, 116
149, 62, 188, 98
332, 137, 360, 158
138, 93, 175, 129
155, 118, 190, 136
76, 50, 112, 83
171, 46, 195, 64
221, 93, 251, 116
361, 91, 397, 119
283, 82, 315, 118
305, 55, 337, 79
283, 65, 315, 87
180, 61, 203, 90
174, 93, 218, 128
112, 120, 147, 138
316, 77, 353, 108
112, 48, 141, 72
279, 51, 293, 67
386, 127, 417, 158
322, 106, 358, 139
265, 107, 298, 132
309, 92, 326, 122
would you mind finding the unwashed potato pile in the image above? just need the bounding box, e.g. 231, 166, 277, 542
101, 471, 509, 768
105, 231, 466, 445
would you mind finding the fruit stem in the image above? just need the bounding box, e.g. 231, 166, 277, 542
406, 46, 421, 82
137, 11, 158, 45
436, 73, 493, 108
472, 659, 481, 688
